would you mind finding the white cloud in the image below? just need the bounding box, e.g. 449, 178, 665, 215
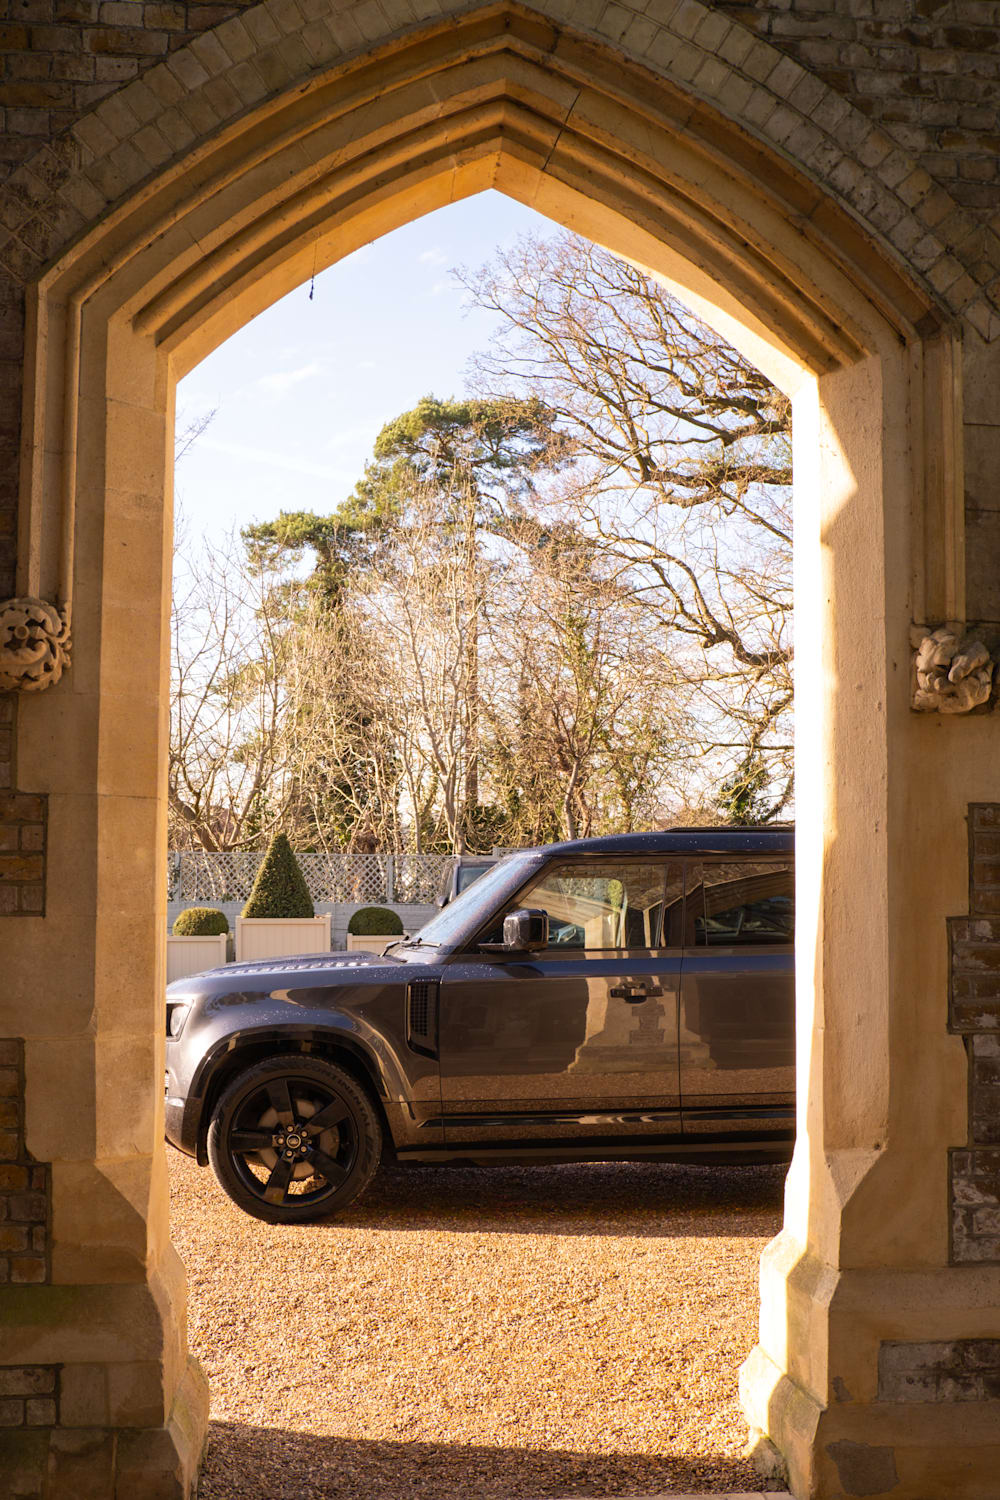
419, 247, 448, 267
256, 359, 323, 394
200, 437, 350, 481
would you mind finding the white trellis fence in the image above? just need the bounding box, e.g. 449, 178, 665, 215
167, 850, 452, 907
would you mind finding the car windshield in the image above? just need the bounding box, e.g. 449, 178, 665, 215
408, 855, 537, 949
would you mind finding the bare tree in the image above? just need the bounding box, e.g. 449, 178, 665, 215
349, 478, 487, 852
480, 526, 693, 842
174, 405, 217, 467
170, 468, 713, 852
458, 233, 794, 819
169, 532, 293, 850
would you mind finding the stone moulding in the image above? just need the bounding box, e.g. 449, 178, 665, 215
0, 599, 71, 694
911, 624, 994, 713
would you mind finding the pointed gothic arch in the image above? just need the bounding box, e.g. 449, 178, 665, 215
4, 5, 997, 1497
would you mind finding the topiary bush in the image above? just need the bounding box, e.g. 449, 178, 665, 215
173, 907, 229, 937
348, 905, 404, 936
241, 833, 314, 919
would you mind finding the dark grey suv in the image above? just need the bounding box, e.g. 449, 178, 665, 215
165, 828, 794, 1223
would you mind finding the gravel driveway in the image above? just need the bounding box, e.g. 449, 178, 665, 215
168, 1151, 786, 1499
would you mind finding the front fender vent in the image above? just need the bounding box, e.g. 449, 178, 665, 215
406, 980, 439, 1058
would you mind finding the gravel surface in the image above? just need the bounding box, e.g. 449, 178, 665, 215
168, 1151, 786, 1499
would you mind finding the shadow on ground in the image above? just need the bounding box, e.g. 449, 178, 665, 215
323, 1159, 788, 1239
197, 1424, 784, 1498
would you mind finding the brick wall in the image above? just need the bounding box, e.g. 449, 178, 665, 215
0, 706, 43, 922
0, 0, 257, 179
0, 696, 11, 788
949, 804, 1000, 1262
3, 1, 1000, 209
0, 791, 46, 915
0, 1040, 49, 1286
717, 0, 1000, 217
0, 1365, 59, 1428
0, 269, 23, 606
878, 1338, 1000, 1401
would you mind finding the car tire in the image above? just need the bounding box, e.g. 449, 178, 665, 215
206, 1054, 381, 1224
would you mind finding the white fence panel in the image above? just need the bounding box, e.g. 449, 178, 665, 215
166, 933, 229, 984
346, 934, 403, 954
235, 915, 332, 963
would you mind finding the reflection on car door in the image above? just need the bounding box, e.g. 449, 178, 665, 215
679, 859, 795, 1142
438, 859, 685, 1145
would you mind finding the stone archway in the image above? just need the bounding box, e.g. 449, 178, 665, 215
3, 4, 1000, 1497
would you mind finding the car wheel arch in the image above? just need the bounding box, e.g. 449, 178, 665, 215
195, 1031, 392, 1165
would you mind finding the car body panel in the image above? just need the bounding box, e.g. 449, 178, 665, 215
438, 950, 682, 1142
679, 951, 796, 1118
678, 856, 795, 1139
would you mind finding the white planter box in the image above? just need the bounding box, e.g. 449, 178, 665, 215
235, 914, 332, 963
166, 933, 230, 984
345, 933, 404, 954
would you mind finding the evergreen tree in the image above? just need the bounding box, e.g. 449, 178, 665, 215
715, 751, 772, 825
241, 832, 314, 918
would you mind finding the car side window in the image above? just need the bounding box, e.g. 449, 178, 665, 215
502, 860, 683, 951
686, 860, 794, 947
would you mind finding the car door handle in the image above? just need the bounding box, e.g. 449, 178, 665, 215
610, 984, 664, 1002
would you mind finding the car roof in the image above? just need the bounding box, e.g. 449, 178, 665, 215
515, 826, 794, 859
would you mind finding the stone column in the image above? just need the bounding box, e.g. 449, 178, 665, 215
741, 338, 1000, 1498
0, 313, 208, 1498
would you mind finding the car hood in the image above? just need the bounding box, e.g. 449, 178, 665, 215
219, 949, 404, 978
166, 948, 412, 997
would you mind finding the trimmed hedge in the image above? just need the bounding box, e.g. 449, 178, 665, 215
348, 905, 404, 936
173, 907, 229, 937
241, 833, 314, 919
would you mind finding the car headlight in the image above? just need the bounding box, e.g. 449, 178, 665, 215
166, 1002, 190, 1039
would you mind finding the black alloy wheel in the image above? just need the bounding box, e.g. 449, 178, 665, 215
206, 1055, 381, 1224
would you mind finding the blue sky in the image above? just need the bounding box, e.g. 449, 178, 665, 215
175, 191, 555, 541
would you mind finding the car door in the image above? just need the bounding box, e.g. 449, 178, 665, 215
438, 857, 685, 1145
679, 857, 795, 1142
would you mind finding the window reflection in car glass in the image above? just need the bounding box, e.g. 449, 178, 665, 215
688, 861, 794, 946
510, 862, 682, 951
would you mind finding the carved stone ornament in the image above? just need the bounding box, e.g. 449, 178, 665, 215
0, 597, 71, 693
912, 625, 994, 714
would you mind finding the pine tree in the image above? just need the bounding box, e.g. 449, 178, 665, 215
241, 832, 314, 918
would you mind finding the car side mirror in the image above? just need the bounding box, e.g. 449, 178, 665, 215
479, 908, 548, 954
